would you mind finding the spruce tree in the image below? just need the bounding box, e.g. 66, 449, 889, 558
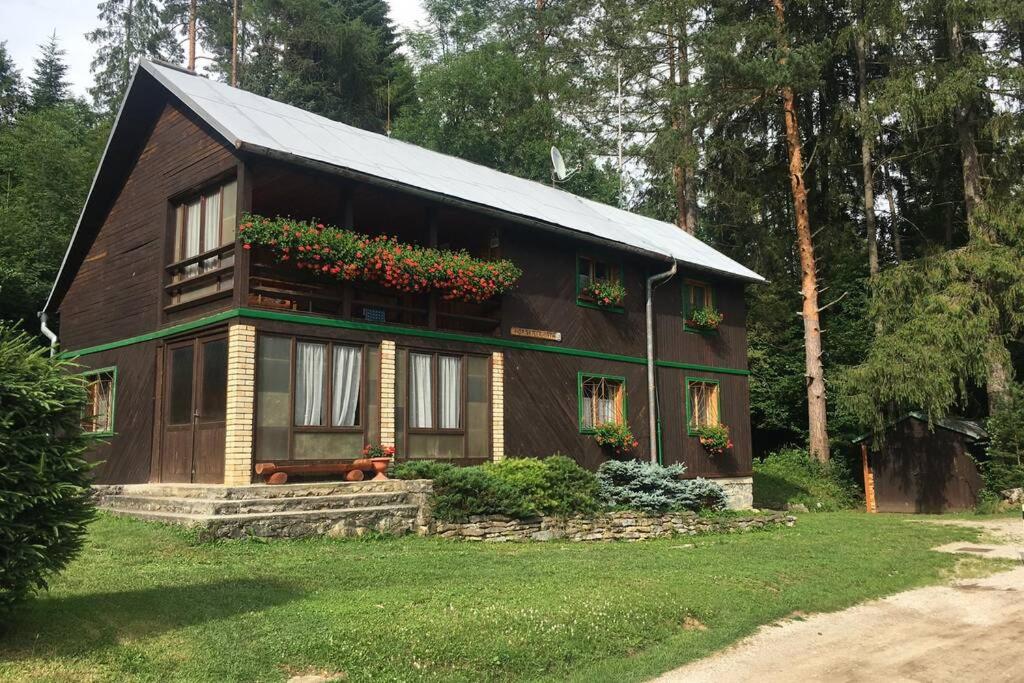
28, 33, 70, 110
87, 0, 182, 114
0, 42, 25, 127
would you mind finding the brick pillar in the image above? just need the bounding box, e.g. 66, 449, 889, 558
380, 340, 396, 449
491, 351, 504, 461
223, 324, 256, 486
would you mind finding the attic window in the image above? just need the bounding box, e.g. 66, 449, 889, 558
167, 179, 237, 307
577, 255, 623, 310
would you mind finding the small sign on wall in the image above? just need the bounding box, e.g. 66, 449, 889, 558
510, 327, 562, 342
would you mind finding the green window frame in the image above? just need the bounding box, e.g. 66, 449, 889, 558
682, 279, 719, 334
685, 376, 721, 436
80, 366, 117, 437
575, 254, 625, 313
577, 371, 627, 433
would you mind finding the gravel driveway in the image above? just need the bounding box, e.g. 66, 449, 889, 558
652, 517, 1024, 683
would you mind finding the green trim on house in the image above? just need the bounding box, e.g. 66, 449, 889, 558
575, 253, 625, 314
684, 375, 722, 437
59, 306, 751, 376
79, 365, 118, 438
682, 279, 720, 335
577, 371, 627, 434
58, 309, 241, 358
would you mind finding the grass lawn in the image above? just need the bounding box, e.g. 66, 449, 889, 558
0, 512, 995, 682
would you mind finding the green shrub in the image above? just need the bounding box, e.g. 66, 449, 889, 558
400, 456, 601, 521
753, 447, 860, 511
390, 460, 457, 481
487, 454, 600, 516
596, 460, 727, 513
1, 324, 95, 612
430, 466, 528, 521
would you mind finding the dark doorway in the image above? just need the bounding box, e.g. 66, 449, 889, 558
160, 335, 228, 483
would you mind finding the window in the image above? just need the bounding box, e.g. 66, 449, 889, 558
686, 378, 720, 434
168, 179, 237, 307
396, 349, 490, 460
255, 335, 379, 461
81, 368, 116, 435
578, 373, 625, 432
683, 279, 717, 332
576, 255, 623, 309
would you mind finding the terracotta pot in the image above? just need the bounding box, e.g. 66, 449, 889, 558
352, 458, 373, 469
345, 469, 365, 482
370, 457, 390, 480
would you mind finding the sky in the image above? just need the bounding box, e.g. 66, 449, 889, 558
0, 0, 428, 98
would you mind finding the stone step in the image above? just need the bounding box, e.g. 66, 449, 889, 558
102, 504, 422, 539
95, 479, 429, 501
99, 491, 414, 516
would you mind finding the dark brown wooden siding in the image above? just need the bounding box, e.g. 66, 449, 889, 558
59, 101, 238, 350
869, 419, 982, 513
74, 343, 158, 484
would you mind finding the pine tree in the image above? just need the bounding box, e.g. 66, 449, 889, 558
0, 42, 25, 126
28, 33, 70, 109
87, 0, 182, 114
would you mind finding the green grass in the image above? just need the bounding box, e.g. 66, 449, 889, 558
0, 512, 992, 682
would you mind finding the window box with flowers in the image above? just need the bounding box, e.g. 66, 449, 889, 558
239, 214, 523, 303
593, 422, 639, 456
683, 280, 723, 333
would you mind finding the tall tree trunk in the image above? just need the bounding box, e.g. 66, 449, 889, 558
669, 21, 697, 234
949, 17, 1010, 410
772, 0, 830, 462
231, 0, 239, 87
187, 0, 197, 71
855, 31, 879, 276
882, 165, 901, 263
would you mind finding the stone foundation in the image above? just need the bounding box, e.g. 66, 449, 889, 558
716, 476, 754, 510
428, 510, 794, 542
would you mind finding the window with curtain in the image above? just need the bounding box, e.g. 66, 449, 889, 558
169, 178, 237, 306
255, 335, 373, 461
687, 379, 720, 432
400, 350, 487, 460
81, 369, 115, 435
579, 374, 625, 432
409, 353, 462, 430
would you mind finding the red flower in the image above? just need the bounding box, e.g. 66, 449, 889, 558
242, 243, 251, 250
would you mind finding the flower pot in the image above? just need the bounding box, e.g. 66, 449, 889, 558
370, 457, 391, 480
352, 458, 373, 469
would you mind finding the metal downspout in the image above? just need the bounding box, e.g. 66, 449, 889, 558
39, 312, 58, 357
647, 261, 677, 463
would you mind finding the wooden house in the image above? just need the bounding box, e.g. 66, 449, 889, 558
43, 60, 764, 507
856, 413, 987, 513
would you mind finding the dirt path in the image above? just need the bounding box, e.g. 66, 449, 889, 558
652, 518, 1024, 683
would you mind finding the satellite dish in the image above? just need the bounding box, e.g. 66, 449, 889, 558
551, 146, 568, 180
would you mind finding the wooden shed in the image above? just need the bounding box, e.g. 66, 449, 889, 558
856, 413, 987, 514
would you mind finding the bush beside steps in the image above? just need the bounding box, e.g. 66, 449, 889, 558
391, 455, 729, 523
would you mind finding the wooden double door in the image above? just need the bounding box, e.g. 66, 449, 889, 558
160, 335, 228, 483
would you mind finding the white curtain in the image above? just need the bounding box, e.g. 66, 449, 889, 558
201, 190, 221, 271
409, 353, 433, 428
294, 342, 325, 426
597, 394, 616, 424
184, 200, 201, 277
331, 345, 362, 427
582, 394, 594, 429
438, 356, 462, 429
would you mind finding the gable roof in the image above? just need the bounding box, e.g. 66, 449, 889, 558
45, 59, 763, 314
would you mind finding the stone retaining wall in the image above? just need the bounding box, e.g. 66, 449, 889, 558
428, 510, 795, 542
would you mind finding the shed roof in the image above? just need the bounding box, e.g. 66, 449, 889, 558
44, 59, 763, 314
853, 412, 989, 444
